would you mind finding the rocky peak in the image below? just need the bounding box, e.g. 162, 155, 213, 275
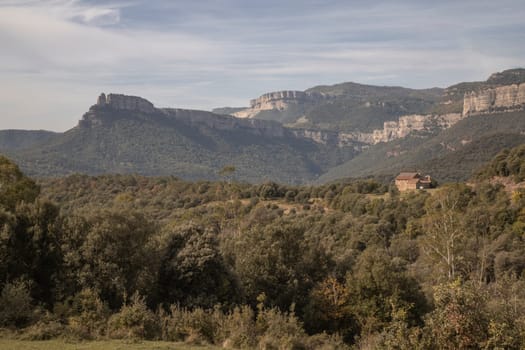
95, 93, 156, 114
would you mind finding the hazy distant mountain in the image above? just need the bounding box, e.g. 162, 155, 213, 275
2, 68, 525, 184
0, 129, 58, 151
3, 93, 359, 184
221, 84, 445, 133
218, 68, 525, 134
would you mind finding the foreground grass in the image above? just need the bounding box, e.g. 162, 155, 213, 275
0, 339, 219, 350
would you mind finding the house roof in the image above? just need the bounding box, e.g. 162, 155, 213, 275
396, 172, 420, 180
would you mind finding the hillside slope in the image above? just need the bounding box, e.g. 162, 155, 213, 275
319, 111, 525, 183
221, 68, 525, 134
0, 130, 59, 152
7, 94, 358, 184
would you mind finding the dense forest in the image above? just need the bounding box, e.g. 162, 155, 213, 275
1, 148, 525, 349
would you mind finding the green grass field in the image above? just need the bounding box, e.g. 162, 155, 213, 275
0, 339, 219, 350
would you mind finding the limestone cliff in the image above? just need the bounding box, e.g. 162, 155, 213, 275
463, 84, 525, 115
96, 93, 156, 113
161, 108, 287, 138
363, 113, 463, 143
80, 93, 288, 138
80, 93, 465, 148
289, 113, 463, 147
233, 90, 326, 119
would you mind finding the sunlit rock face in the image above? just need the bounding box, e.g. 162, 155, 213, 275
80, 92, 466, 148
233, 91, 326, 119
463, 84, 525, 115
354, 113, 463, 144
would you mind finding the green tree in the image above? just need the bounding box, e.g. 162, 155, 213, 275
303, 276, 356, 341
346, 248, 428, 337
425, 280, 488, 349
0, 155, 40, 211
232, 219, 329, 312
76, 210, 157, 309
157, 224, 238, 308
0, 201, 62, 306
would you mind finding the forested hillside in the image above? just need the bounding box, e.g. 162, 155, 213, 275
1, 151, 525, 349
476, 144, 525, 181
3, 100, 358, 184
3, 69, 525, 184
320, 111, 525, 183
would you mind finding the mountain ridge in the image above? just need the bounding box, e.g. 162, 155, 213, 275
2, 68, 525, 184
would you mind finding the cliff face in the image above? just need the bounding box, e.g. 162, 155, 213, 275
289, 129, 363, 148
80, 93, 466, 148
233, 90, 326, 119
80, 93, 157, 127
162, 108, 287, 138
80, 93, 288, 138
364, 113, 463, 143
288, 113, 463, 147
463, 84, 525, 115
96, 93, 156, 113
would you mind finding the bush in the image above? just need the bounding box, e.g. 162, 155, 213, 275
220, 305, 257, 348
108, 293, 160, 340
304, 333, 350, 350
0, 279, 33, 327
19, 317, 65, 340
256, 306, 307, 350
159, 305, 222, 344
64, 288, 110, 339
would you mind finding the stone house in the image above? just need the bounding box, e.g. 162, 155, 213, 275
395, 172, 432, 191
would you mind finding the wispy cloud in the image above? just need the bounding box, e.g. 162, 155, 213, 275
0, 0, 524, 130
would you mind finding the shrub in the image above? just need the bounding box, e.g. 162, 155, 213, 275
159, 305, 221, 344
220, 305, 257, 348
108, 293, 160, 340
0, 279, 33, 327
256, 306, 307, 350
304, 333, 350, 350
19, 316, 65, 340
65, 288, 110, 339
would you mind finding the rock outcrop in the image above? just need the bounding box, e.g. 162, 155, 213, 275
362, 113, 463, 144
289, 113, 463, 146
463, 84, 525, 115
161, 108, 287, 138
96, 93, 156, 114
233, 90, 326, 119
81, 93, 288, 138
79, 92, 467, 149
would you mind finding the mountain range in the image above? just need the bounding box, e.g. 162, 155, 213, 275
1, 68, 525, 184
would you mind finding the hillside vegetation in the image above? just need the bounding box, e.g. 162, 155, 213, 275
2, 152, 525, 349
0, 130, 58, 151
304, 83, 444, 132
6, 111, 357, 184
320, 111, 525, 183
2, 68, 525, 185
476, 143, 525, 181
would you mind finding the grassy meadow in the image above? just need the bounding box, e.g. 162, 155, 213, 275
0, 339, 218, 350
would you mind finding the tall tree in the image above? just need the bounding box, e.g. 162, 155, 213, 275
418, 184, 474, 281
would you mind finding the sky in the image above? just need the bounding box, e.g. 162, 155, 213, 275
0, 0, 524, 131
